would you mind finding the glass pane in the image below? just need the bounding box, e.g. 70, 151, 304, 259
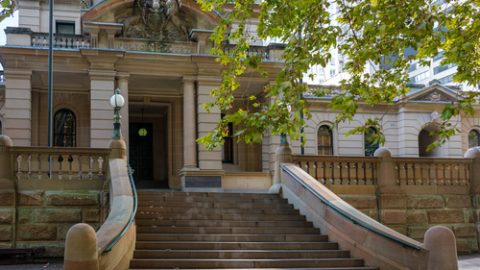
364, 127, 379, 157
469, 130, 480, 148
56, 22, 75, 35
317, 125, 333, 156
54, 109, 76, 147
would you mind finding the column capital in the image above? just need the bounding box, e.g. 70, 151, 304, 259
196, 75, 221, 86
89, 69, 116, 80
116, 72, 130, 80
3, 69, 32, 79
182, 75, 197, 83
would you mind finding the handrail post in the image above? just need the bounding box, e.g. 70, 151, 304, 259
0, 135, 14, 183
464, 147, 480, 248
374, 147, 402, 223
374, 147, 397, 191
109, 139, 127, 160
64, 223, 99, 270
270, 134, 292, 193
424, 226, 458, 270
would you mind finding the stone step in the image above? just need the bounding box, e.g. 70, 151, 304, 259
137, 196, 287, 204
130, 268, 378, 270
135, 241, 339, 250
137, 201, 293, 210
135, 219, 313, 228
137, 192, 277, 199
129, 258, 364, 269
137, 207, 298, 215
136, 234, 328, 242
133, 249, 350, 259
136, 226, 320, 234
135, 213, 305, 221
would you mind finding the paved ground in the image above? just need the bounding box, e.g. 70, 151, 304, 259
458, 254, 480, 270
0, 255, 479, 269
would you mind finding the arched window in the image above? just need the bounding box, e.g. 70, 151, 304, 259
418, 127, 440, 157
317, 125, 333, 156
364, 127, 379, 157
468, 129, 480, 148
54, 109, 76, 147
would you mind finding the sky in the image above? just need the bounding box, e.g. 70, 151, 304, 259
0, 10, 18, 45
0, 11, 18, 69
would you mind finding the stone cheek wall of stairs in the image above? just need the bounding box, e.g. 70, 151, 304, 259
129, 191, 378, 269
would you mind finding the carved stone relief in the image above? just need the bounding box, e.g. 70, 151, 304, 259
118, 0, 197, 51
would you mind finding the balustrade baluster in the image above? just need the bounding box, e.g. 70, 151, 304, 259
58, 154, 64, 180
88, 156, 94, 180
78, 155, 83, 180
362, 161, 368, 185
27, 154, 32, 179
345, 162, 351, 185
97, 156, 104, 177
16, 154, 23, 180
444, 164, 452, 185
436, 163, 444, 185
37, 154, 42, 180
320, 161, 326, 184
452, 164, 459, 186
338, 161, 343, 185
353, 162, 359, 185
329, 161, 334, 184
68, 155, 74, 180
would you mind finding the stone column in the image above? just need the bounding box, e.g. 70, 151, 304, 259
89, 70, 116, 148
3, 69, 32, 146
116, 73, 129, 150
270, 134, 292, 193
196, 78, 222, 170
183, 77, 197, 169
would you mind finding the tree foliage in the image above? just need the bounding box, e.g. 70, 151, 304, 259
0, 0, 16, 22
196, 0, 480, 150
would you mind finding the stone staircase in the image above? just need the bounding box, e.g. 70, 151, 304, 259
129, 191, 377, 270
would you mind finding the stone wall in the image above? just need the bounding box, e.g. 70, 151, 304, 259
0, 187, 108, 257
0, 190, 15, 249
341, 192, 478, 254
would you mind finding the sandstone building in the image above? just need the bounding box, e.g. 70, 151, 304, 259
0, 0, 478, 268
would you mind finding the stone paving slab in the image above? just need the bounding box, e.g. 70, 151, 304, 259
0, 255, 478, 269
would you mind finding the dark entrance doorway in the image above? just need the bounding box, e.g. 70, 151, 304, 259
129, 104, 170, 189
129, 123, 154, 186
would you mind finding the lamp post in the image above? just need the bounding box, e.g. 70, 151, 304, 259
110, 88, 125, 139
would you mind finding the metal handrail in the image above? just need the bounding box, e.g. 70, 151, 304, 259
102, 164, 138, 254
281, 164, 424, 251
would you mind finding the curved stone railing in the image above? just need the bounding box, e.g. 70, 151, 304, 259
64, 139, 137, 270
280, 162, 458, 270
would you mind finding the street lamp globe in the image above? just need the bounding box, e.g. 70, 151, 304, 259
110, 88, 125, 139
110, 88, 125, 109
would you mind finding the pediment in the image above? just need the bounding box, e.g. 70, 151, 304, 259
405, 84, 459, 103
82, 0, 218, 42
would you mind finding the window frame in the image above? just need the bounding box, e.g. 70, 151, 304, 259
317, 125, 334, 156
55, 21, 75, 35
53, 108, 77, 147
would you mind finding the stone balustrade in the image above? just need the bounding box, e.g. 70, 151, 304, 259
294, 154, 471, 187
31, 33, 91, 49
290, 147, 480, 254
294, 155, 378, 185
0, 135, 109, 257
394, 157, 470, 186
11, 147, 110, 181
